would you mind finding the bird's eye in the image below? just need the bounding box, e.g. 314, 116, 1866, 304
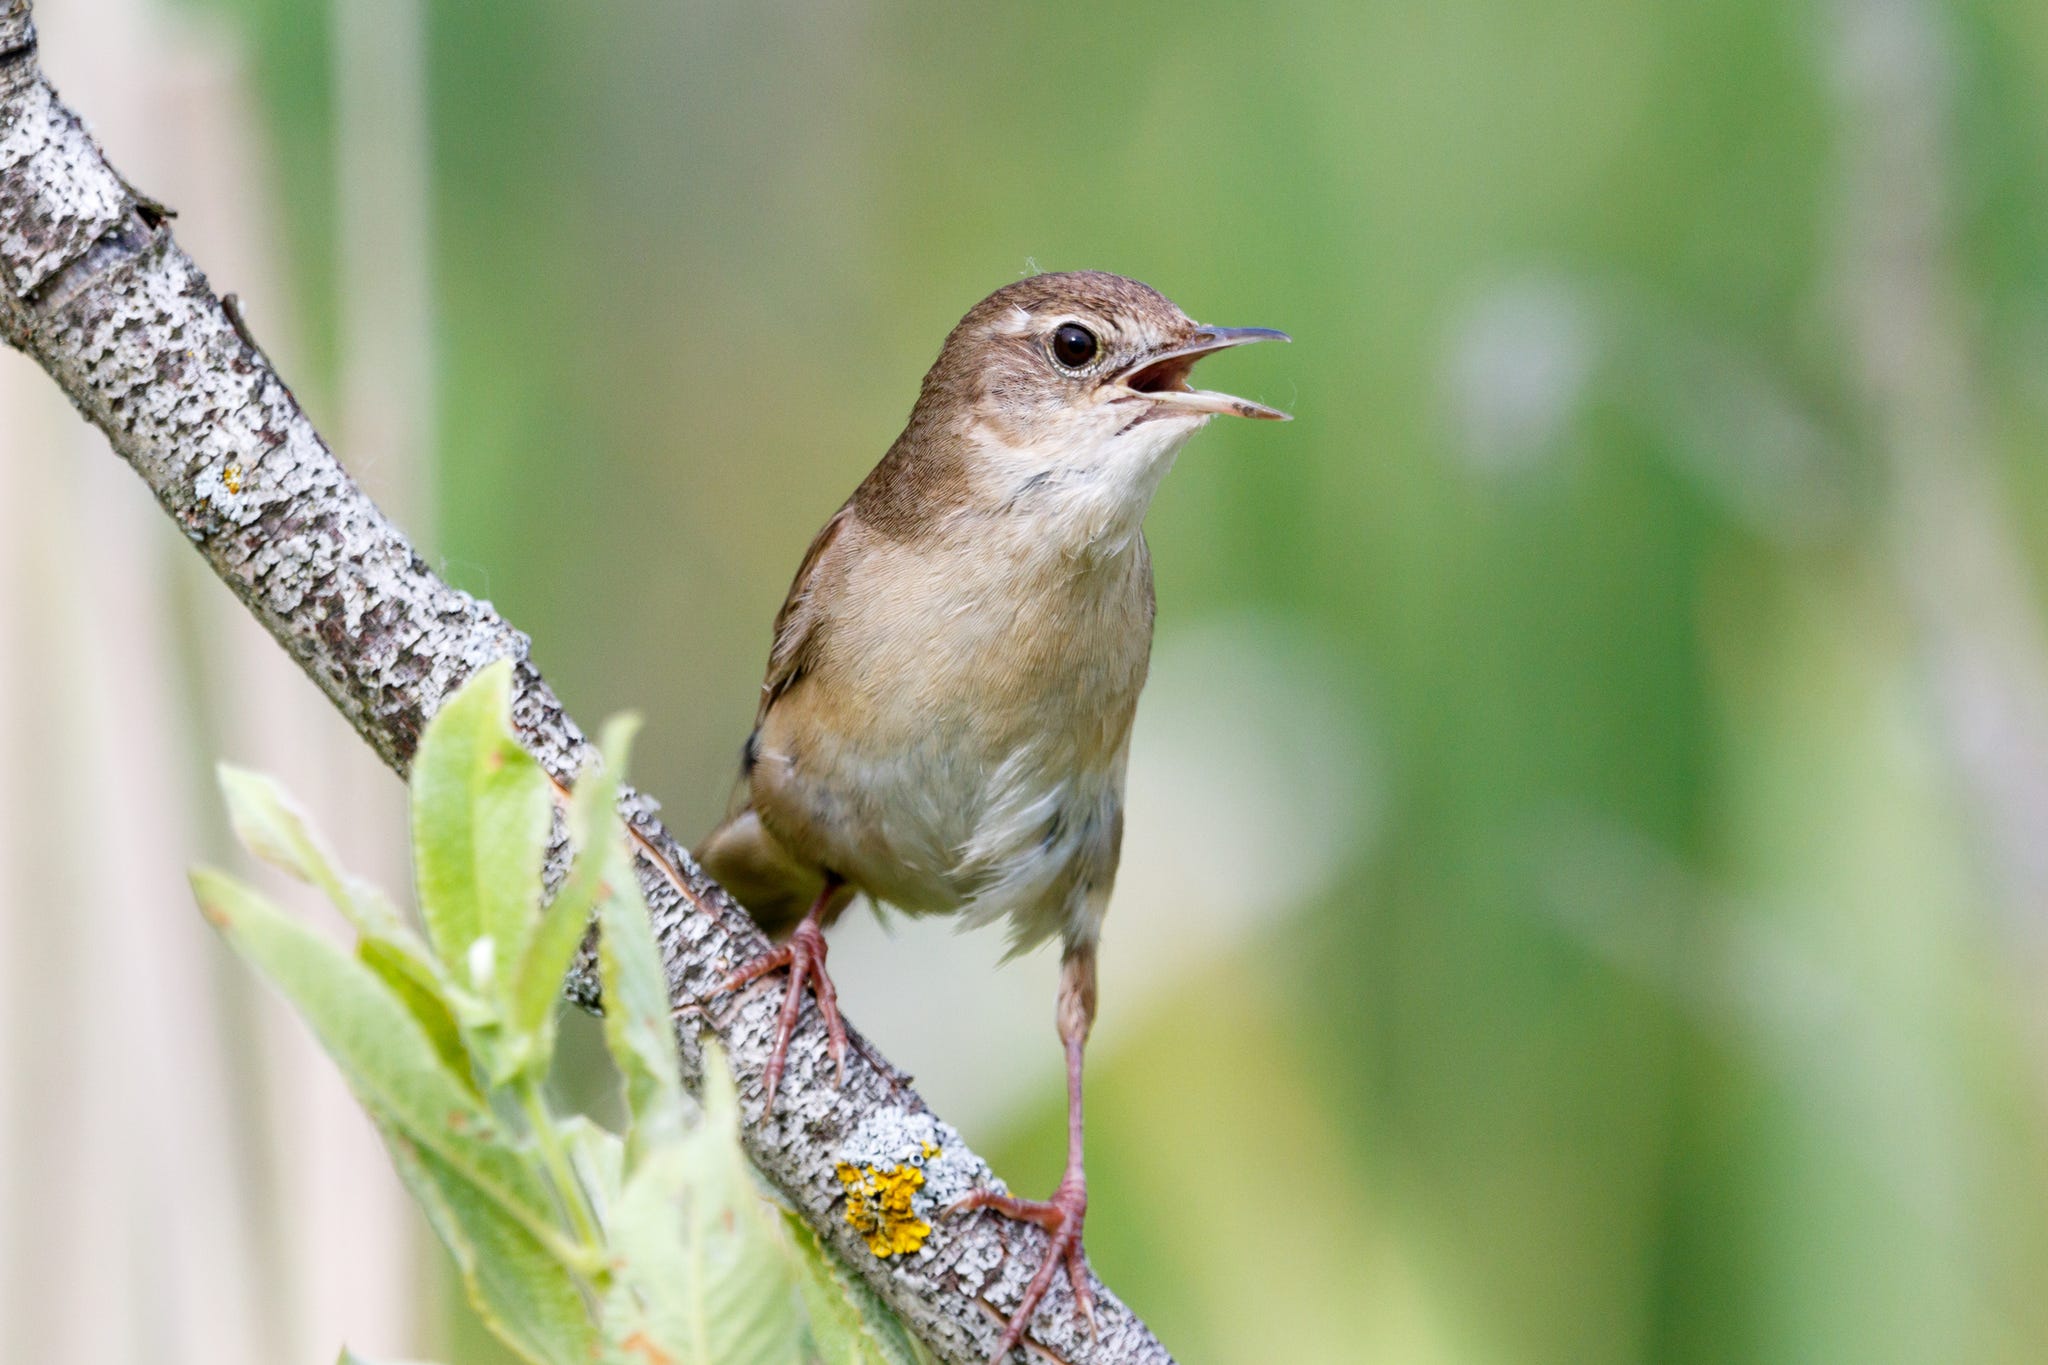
1050, 323, 1099, 370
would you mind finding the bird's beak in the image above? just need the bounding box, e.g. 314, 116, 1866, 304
1117, 324, 1292, 421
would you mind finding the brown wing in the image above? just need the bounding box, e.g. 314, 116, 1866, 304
755, 502, 853, 727
697, 504, 858, 929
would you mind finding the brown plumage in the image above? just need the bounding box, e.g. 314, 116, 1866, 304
695, 270, 1288, 1362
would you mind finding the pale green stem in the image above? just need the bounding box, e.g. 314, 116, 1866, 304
518, 1079, 607, 1272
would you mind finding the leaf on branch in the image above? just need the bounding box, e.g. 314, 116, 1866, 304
218, 762, 359, 906
602, 1047, 806, 1365
386, 1126, 599, 1365
217, 762, 468, 1083
592, 718, 689, 1164
360, 935, 476, 1096
189, 869, 586, 1272
409, 658, 553, 992
219, 761, 452, 1006
785, 1211, 940, 1365
194, 678, 937, 1365
556, 1113, 626, 1226
498, 713, 641, 1086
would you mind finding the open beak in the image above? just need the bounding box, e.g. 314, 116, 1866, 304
1118, 324, 1292, 421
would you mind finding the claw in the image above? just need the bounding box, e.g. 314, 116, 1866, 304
1066, 1251, 1098, 1339
947, 1179, 1090, 1362
704, 886, 847, 1113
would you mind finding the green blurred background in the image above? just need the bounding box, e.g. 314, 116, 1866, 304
11, 1, 2048, 1361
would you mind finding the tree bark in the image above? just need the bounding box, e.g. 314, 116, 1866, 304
0, 9, 1173, 1363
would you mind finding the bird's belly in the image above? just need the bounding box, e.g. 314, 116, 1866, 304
750, 535, 1148, 943
757, 718, 1086, 903
752, 697, 1129, 951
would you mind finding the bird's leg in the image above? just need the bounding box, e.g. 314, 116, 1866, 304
947, 944, 1099, 1362
708, 875, 849, 1113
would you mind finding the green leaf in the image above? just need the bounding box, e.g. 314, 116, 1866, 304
219, 763, 451, 1002
359, 936, 475, 1093
601, 1047, 804, 1365
498, 714, 642, 1085
386, 1128, 599, 1365
220, 763, 356, 901
557, 1113, 626, 1226
785, 1214, 937, 1365
594, 772, 686, 1163
410, 660, 553, 990
191, 868, 581, 1272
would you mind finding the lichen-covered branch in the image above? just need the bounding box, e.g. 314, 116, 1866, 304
0, 9, 1172, 1362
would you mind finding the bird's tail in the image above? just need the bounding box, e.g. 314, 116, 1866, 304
694, 805, 827, 939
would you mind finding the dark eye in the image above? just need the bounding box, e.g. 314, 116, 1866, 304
1050, 323, 1099, 369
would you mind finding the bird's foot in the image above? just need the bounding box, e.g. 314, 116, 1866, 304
710, 913, 846, 1113
947, 1174, 1095, 1362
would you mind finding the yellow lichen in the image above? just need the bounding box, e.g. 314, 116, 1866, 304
836, 1140, 940, 1257
222, 463, 242, 494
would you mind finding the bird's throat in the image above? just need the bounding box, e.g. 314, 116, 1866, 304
971, 418, 1199, 560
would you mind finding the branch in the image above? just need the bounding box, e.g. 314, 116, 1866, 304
0, 11, 1173, 1363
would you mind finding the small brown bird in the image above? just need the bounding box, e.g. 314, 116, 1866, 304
696, 270, 1288, 1359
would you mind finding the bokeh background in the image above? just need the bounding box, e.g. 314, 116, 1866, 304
7, 0, 2048, 1361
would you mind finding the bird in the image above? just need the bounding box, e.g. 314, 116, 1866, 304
694, 269, 1289, 1360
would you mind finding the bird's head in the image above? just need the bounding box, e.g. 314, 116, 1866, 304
919, 270, 1288, 445
864, 272, 1289, 553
